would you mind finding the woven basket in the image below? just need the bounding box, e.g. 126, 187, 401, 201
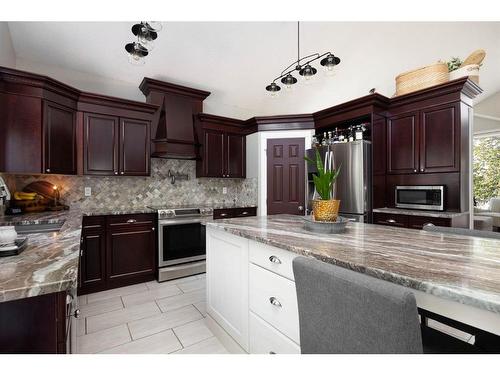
395, 62, 449, 96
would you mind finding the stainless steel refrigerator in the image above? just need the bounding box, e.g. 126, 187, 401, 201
306, 141, 372, 222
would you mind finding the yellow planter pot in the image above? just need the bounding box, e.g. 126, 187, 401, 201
312, 199, 341, 222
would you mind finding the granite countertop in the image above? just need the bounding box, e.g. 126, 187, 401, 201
206, 214, 500, 314
373, 207, 468, 218
0, 207, 157, 303
0, 203, 256, 303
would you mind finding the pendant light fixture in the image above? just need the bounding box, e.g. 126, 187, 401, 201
265, 22, 341, 95
125, 22, 163, 66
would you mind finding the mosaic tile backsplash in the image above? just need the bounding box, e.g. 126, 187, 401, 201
1, 159, 257, 211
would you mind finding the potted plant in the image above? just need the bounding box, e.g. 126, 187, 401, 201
304, 148, 341, 222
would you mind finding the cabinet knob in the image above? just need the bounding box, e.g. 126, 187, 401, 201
220, 213, 228, 217
120, 172, 124, 175
114, 172, 118, 175
413, 169, 417, 173
386, 219, 396, 223
152, 227, 155, 231
269, 297, 282, 308
241, 211, 249, 215
420, 168, 424, 172
298, 205, 304, 212
46, 168, 51, 173
126, 219, 137, 224
269, 255, 282, 264
73, 309, 81, 319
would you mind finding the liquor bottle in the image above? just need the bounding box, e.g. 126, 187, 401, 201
321, 132, 327, 146
311, 135, 318, 148
327, 131, 333, 144
332, 127, 339, 143
348, 126, 354, 142
355, 125, 364, 141
338, 130, 345, 143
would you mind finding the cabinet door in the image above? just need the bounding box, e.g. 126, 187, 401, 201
203, 129, 225, 177
206, 228, 249, 351
419, 104, 459, 173
226, 133, 246, 178
106, 226, 156, 288
79, 229, 106, 294
120, 118, 150, 176
387, 112, 419, 174
372, 117, 386, 176
0, 93, 42, 173
84, 113, 119, 176
373, 212, 408, 228
43, 101, 76, 175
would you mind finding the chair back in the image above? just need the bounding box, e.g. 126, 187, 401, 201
292, 256, 423, 354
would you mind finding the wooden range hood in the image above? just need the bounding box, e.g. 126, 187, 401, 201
139, 78, 210, 159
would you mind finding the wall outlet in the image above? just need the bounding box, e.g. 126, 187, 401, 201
84, 187, 92, 197
222, 187, 227, 195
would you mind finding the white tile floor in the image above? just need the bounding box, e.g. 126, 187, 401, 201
76, 273, 229, 354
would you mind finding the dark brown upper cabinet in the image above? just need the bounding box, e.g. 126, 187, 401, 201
196, 114, 247, 178
419, 103, 459, 173
78, 92, 156, 177
120, 118, 150, 176
43, 101, 77, 175
0, 67, 157, 176
387, 111, 419, 174
83, 114, 151, 176
139, 78, 210, 159
387, 104, 460, 175
83, 113, 119, 176
0, 67, 79, 175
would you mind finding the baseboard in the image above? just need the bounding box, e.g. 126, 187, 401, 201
205, 314, 247, 354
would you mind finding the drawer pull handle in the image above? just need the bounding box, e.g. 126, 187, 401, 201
269, 351, 276, 354
73, 309, 81, 319
269, 255, 282, 264
269, 297, 282, 308
126, 219, 137, 224
241, 211, 249, 215
386, 219, 396, 223
220, 213, 228, 217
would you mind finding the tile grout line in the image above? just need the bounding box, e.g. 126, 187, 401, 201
171, 329, 184, 349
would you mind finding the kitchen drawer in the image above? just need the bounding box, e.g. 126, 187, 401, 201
234, 207, 257, 218
373, 212, 408, 228
249, 241, 297, 281
213, 208, 234, 220
249, 263, 300, 344
82, 216, 105, 231
249, 312, 300, 354
408, 215, 450, 230
106, 213, 155, 228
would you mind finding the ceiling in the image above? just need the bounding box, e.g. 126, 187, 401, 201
6, 22, 500, 119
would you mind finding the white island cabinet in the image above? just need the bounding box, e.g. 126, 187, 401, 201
206, 226, 300, 354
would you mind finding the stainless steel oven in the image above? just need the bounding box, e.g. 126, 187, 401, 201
155, 207, 213, 281
395, 185, 445, 211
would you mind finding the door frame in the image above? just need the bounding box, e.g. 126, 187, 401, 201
252, 130, 314, 216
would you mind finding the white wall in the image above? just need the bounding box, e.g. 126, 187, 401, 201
0, 22, 15, 68
246, 129, 314, 216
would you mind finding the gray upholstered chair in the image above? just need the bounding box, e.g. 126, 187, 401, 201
292, 256, 480, 354
423, 224, 500, 240
292, 256, 423, 354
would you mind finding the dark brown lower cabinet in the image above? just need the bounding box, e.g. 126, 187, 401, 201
213, 206, 257, 220
107, 224, 156, 289
373, 212, 467, 230
79, 214, 156, 295
0, 291, 67, 354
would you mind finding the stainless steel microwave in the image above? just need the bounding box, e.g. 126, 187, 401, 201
395, 185, 444, 211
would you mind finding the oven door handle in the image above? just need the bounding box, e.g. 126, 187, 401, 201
158, 219, 204, 226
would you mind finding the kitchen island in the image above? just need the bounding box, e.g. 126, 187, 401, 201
205, 214, 500, 353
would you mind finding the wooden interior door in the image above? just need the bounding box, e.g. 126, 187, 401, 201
267, 138, 305, 215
